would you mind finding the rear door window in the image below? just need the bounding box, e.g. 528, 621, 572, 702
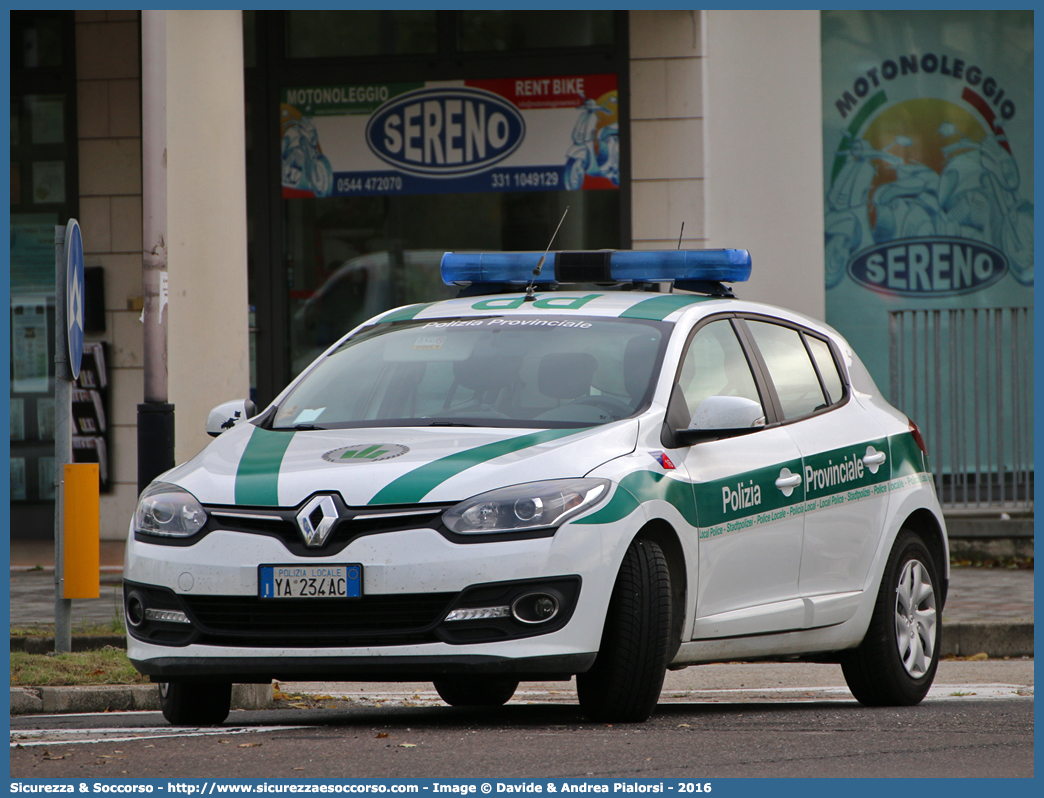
744, 320, 827, 420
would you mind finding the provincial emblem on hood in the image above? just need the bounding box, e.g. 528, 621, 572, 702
322, 444, 410, 464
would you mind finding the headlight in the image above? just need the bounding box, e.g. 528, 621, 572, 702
134, 482, 207, 537
443, 478, 611, 535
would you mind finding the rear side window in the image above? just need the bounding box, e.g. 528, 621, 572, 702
805, 335, 844, 405
744, 320, 827, 419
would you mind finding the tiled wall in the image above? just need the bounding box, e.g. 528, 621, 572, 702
629, 10, 705, 250
75, 10, 143, 538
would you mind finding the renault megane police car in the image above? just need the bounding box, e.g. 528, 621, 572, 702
125, 249, 948, 725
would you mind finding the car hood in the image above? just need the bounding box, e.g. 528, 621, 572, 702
163, 420, 640, 508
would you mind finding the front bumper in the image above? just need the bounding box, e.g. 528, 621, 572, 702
124, 522, 623, 676
131, 652, 598, 683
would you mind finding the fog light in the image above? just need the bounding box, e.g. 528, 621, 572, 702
511, 593, 560, 624
144, 608, 191, 624
126, 595, 145, 627
444, 606, 510, 622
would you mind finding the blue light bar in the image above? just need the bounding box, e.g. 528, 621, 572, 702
441, 250, 751, 286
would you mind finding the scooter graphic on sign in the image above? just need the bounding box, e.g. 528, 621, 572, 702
937, 122, 1033, 285
281, 115, 334, 198
870, 135, 957, 244
824, 136, 895, 287
564, 97, 620, 190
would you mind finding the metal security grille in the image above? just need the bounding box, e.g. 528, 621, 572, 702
889, 307, 1033, 512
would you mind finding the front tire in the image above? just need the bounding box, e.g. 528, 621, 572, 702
842, 529, 941, 706
564, 157, 585, 190
433, 676, 519, 707
576, 538, 671, 722
159, 681, 232, 726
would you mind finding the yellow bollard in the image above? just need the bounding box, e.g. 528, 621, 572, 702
63, 463, 100, 599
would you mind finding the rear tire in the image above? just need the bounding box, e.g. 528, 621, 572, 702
576, 538, 671, 722
159, 681, 232, 726
433, 676, 519, 707
842, 529, 941, 706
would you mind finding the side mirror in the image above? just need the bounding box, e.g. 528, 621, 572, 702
206, 399, 257, 437
674, 395, 766, 446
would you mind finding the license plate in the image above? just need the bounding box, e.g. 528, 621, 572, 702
258, 564, 361, 599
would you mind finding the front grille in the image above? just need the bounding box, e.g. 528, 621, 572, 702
202, 498, 452, 556
182, 592, 455, 648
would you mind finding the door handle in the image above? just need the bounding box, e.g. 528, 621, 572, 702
775, 474, 802, 490
863, 451, 887, 466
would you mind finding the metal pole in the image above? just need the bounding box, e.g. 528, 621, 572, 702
139, 10, 175, 493
53, 226, 72, 652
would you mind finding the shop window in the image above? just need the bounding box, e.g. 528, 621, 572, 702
10, 12, 64, 69
458, 11, 614, 51
10, 10, 76, 514
248, 11, 629, 397
285, 11, 436, 58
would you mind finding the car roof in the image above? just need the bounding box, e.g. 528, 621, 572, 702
375, 290, 736, 324
373, 290, 838, 338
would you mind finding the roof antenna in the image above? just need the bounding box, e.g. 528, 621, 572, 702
524, 206, 569, 302
666, 222, 686, 293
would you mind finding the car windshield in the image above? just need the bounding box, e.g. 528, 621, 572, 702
271, 315, 669, 429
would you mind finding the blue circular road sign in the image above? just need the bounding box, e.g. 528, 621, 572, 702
66, 219, 85, 380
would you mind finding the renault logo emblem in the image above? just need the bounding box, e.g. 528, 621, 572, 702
296, 495, 338, 547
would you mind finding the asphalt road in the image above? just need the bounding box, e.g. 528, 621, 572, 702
10, 661, 1034, 779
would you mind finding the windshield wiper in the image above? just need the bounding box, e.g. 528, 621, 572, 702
289, 423, 328, 431
428, 421, 475, 427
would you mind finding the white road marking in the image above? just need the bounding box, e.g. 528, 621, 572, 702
11, 725, 310, 748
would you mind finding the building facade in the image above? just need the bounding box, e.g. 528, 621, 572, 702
8, 10, 1031, 540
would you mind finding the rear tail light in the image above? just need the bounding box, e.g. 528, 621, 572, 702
908, 417, 928, 456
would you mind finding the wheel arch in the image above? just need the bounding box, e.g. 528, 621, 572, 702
634, 519, 688, 662
899, 508, 948, 609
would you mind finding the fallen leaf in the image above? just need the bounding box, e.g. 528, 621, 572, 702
969, 652, 989, 661
238, 743, 262, 748
376, 732, 388, 739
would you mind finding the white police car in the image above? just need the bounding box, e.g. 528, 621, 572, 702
126, 250, 947, 725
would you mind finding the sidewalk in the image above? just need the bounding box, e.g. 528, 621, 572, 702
9, 539, 1033, 715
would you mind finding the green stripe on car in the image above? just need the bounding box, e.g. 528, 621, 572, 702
575, 470, 698, 526
378, 303, 435, 323
889, 431, 926, 478
368, 428, 588, 506
619, 294, 714, 321
235, 427, 296, 506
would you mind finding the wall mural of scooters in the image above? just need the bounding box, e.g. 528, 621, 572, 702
824, 96, 1033, 291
